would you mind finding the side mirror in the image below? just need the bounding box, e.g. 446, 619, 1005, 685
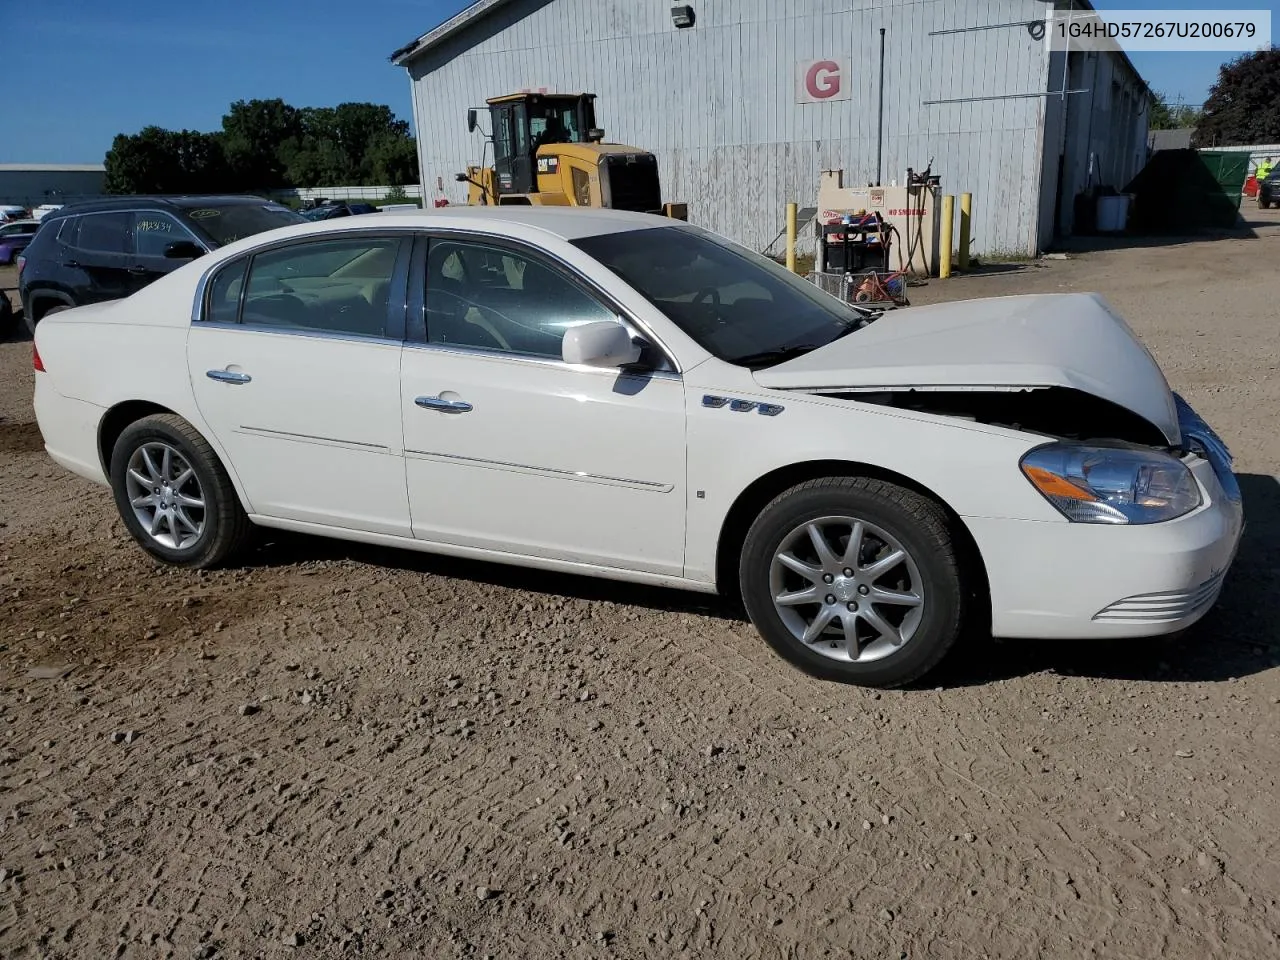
454, 172, 469, 182
467, 108, 479, 133
587, 127, 606, 142
163, 240, 204, 260
562, 320, 642, 368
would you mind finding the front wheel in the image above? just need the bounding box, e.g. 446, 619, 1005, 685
109, 414, 253, 568
739, 477, 967, 687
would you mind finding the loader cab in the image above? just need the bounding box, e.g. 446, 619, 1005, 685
474, 93, 600, 197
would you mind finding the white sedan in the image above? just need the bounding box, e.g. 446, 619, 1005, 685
32, 208, 1243, 687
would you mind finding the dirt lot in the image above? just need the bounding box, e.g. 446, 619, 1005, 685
2, 217, 1279, 960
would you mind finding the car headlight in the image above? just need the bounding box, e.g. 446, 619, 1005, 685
1020, 443, 1202, 524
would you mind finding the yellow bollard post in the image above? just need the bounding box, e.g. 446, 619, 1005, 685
958, 193, 972, 271
939, 195, 954, 279
785, 202, 798, 273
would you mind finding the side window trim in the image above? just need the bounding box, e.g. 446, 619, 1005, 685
412, 229, 679, 373
199, 234, 412, 342
67, 211, 134, 256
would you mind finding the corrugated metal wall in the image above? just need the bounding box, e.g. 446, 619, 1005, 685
403, 0, 1135, 256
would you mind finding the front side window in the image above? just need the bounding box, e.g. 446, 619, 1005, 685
133, 213, 190, 258
424, 239, 617, 359
237, 237, 403, 337
73, 213, 131, 255
573, 225, 872, 367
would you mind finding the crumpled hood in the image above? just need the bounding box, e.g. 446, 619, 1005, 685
753, 293, 1181, 444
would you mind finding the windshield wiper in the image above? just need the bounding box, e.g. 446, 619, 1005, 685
732, 344, 821, 369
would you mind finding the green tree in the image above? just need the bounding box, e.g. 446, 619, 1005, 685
1194, 49, 1280, 146
104, 127, 230, 194
1149, 92, 1203, 131
221, 98, 303, 188
106, 98, 417, 192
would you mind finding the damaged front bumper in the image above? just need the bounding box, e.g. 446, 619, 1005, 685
969, 395, 1244, 640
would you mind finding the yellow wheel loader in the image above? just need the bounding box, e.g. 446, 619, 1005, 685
457, 93, 687, 220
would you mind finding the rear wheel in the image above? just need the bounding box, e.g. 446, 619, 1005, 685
26, 301, 71, 335
109, 414, 252, 568
739, 477, 967, 687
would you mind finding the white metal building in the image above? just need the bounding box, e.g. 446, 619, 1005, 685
393, 0, 1150, 257
0, 164, 106, 208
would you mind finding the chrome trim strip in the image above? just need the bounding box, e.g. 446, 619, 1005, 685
194, 320, 401, 348
234, 425, 390, 452
404, 448, 673, 492
703, 394, 785, 416
401, 337, 682, 381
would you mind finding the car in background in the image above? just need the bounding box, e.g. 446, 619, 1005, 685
0, 205, 28, 223
0, 219, 39, 264
18, 195, 305, 332
31, 204, 64, 222
302, 201, 377, 221
1256, 171, 1280, 209
29, 208, 1244, 688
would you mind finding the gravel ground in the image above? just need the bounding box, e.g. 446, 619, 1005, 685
2, 215, 1279, 960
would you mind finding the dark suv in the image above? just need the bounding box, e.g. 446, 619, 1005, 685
18, 195, 305, 331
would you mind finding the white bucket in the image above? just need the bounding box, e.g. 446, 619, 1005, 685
1096, 194, 1131, 233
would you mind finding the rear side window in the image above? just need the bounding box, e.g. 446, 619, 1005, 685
205, 259, 247, 324
239, 237, 403, 338
72, 213, 131, 254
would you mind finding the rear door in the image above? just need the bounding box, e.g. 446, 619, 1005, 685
62, 212, 133, 303
187, 233, 413, 535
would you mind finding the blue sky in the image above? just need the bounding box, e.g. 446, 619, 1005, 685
1, 0, 1274, 164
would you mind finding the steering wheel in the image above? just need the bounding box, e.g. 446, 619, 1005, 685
693, 287, 722, 308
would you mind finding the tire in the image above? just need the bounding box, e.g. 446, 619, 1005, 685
109, 413, 253, 569
739, 476, 967, 687
26, 301, 71, 335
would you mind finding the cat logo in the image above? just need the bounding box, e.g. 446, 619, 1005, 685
536, 156, 560, 174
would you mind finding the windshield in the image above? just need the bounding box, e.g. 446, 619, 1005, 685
572, 225, 873, 366
181, 203, 305, 246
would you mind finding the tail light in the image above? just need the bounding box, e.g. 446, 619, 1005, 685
33, 342, 45, 372
15, 255, 25, 278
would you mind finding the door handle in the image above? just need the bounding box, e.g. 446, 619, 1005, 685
128, 265, 148, 275
415, 395, 473, 413
206, 369, 252, 385
62, 260, 81, 268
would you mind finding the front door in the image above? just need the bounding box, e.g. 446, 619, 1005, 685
400, 236, 686, 576
187, 233, 412, 536
129, 211, 203, 293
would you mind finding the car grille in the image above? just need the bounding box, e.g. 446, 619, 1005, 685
1092, 571, 1226, 623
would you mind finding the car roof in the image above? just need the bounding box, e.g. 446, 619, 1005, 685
49, 195, 285, 218
354, 206, 682, 241
190, 207, 692, 268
